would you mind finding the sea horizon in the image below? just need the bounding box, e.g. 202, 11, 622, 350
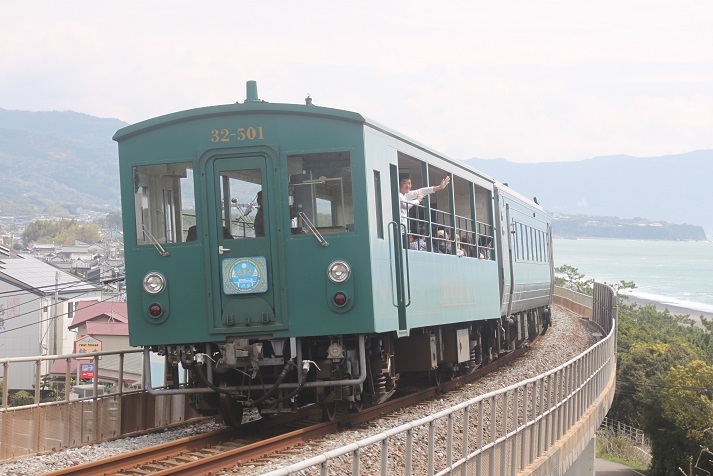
553, 238, 713, 313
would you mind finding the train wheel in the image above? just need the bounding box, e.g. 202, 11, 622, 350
441, 366, 455, 382
429, 368, 442, 386
346, 386, 364, 413
321, 400, 338, 421
352, 391, 364, 412
219, 394, 244, 429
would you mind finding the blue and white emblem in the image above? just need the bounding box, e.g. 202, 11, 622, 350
222, 257, 268, 295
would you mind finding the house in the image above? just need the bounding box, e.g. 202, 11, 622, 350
0, 253, 101, 390
69, 300, 130, 352
49, 300, 140, 389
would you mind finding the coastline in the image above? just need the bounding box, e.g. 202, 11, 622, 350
624, 295, 713, 328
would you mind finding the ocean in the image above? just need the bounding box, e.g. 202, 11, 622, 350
553, 238, 713, 314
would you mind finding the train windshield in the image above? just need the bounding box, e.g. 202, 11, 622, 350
132, 162, 196, 245
217, 168, 263, 239
287, 151, 354, 234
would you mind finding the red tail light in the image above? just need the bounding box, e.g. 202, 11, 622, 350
333, 292, 347, 307
149, 303, 163, 317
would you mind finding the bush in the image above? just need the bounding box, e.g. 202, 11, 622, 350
9, 390, 34, 407
597, 429, 651, 471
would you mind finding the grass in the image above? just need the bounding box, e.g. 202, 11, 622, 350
596, 430, 651, 473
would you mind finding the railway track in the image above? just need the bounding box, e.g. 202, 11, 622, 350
45, 341, 536, 476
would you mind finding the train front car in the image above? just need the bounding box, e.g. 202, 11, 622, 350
115, 83, 378, 425
115, 82, 552, 427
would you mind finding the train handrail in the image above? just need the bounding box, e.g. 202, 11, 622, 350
402, 224, 412, 308
387, 221, 411, 308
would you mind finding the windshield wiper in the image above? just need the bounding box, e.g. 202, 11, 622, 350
299, 212, 329, 247
142, 224, 170, 257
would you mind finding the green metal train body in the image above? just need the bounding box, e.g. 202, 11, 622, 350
115, 82, 553, 425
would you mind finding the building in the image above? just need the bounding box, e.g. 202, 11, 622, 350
0, 250, 101, 390
49, 300, 140, 390
68, 300, 129, 352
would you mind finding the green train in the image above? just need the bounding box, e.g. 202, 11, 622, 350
114, 81, 553, 426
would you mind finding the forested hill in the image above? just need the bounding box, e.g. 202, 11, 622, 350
0, 108, 127, 217
0, 107, 710, 241
465, 151, 712, 240
552, 214, 707, 241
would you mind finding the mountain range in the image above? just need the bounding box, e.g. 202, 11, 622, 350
0, 107, 709, 239
0, 108, 127, 217
464, 151, 712, 239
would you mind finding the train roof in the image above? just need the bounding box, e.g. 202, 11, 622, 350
495, 181, 548, 215
112, 100, 365, 142
114, 82, 497, 185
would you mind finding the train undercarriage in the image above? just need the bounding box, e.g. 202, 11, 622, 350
151, 306, 550, 428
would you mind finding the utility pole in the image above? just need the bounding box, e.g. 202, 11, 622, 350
52, 271, 59, 356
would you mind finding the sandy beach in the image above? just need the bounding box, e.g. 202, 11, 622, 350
624, 295, 713, 328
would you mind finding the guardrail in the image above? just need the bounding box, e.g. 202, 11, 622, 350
1, 284, 617, 468
1, 349, 143, 411
263, 283, 617, 476
600, 417, 649, 447
0, 349, 194, 461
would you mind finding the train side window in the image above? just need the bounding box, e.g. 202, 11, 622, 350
530, 227, 537, 261
539, 230, 544, 261
374, 170, 384, 239
287, 152, 353, 234
133, 162, 196, 246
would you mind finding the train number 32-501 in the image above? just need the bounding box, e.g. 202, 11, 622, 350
210, 126, 264, 142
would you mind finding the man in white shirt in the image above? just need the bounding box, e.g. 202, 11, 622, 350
399, 173, 451, 231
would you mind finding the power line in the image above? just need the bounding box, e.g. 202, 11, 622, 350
0, 267, 124, 297
0, 275, 126, 320
0, 291, 127, 336
617, 378, 713, 393
4, 277, 124, 322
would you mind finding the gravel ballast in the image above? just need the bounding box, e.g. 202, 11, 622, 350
0, 306, 600, 476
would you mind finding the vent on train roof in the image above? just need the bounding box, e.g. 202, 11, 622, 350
245, 80, 260, 103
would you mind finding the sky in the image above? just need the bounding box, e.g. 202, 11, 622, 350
3, 1, 712, 163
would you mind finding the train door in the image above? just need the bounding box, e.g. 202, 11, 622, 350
206, 154, 282, 332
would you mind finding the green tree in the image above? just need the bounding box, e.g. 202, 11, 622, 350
608, 280, 637, 296
554, 264, 593, 294
21, 219, 101, 245
612, 340, 700, 428
94, 211, 123, 229
21, 219, 57, 244
610, 296, 713, 474
653, 360, 713, 475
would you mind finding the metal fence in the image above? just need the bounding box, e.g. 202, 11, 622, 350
0, 285, 617, 469
0, 349, 194, 461
553, 286, 593, 320
600, 417, 649, 447
263, 284, 617, 476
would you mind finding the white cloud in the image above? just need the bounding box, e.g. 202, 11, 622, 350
2, 0, 712, 163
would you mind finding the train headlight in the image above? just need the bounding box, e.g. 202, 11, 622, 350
143, 272, 166, 294
327, 260, 351, 283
